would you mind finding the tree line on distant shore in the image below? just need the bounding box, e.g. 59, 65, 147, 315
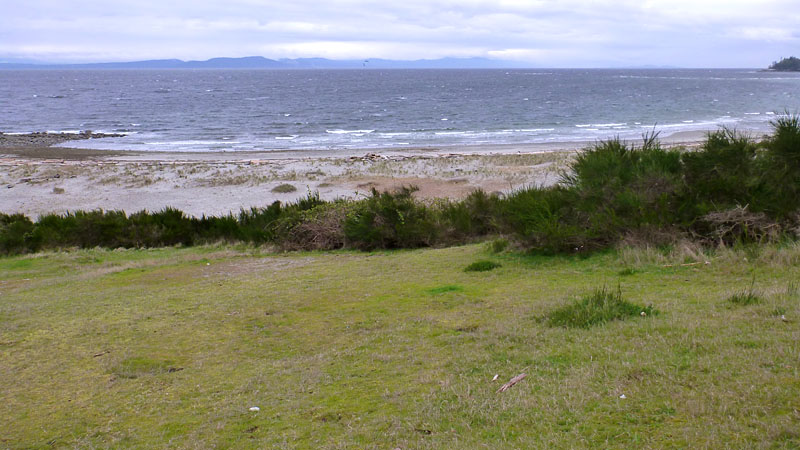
2, 116, 800, 256
769, 57, 800, 71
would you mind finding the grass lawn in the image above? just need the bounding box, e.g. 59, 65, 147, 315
1, 242, 799, 448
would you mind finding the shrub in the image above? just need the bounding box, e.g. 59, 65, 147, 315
195, 214, 241, 243
564, 136, 683, 236
237, 202, 285, 244
464, 260, 501, 272
0, 213, 37, 255
681, 129, 760, 217
343, 187, 439, 250
279, 200, 354, 250
488, 238, 509, 253
760, 114, 800, 218
439, 189, 502, 241
272, 183, 298, 193
545, 286, 656, 328
501, 186, 588, 254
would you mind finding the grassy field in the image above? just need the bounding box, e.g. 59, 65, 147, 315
1, 243, 799, 448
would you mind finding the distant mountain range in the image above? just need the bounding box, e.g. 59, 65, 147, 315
0, 56, 531, 70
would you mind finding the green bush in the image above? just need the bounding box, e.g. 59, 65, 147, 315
344, 187, 439, 250
501, 186, 587, 254
439, 189, 501, 240
272, 183, 298, 194
0, 213, 37, 255
564, 136, 683, 236
464, 260, 501, 272
681, 129, 760, 216
488, 238, 509, 253
760, 115, 800, 218
545, 286, 656, 328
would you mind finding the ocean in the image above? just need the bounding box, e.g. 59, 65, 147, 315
1, 69, 798, 153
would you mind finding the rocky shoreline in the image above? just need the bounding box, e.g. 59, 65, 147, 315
0, 131, 126, 149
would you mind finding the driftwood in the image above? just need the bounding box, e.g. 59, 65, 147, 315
662, 261, 710, 268
496, 373, 527, 393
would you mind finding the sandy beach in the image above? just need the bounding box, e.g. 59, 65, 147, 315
1, 130, 711, 218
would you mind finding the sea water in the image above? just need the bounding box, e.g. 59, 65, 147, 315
0, 69, 797, 153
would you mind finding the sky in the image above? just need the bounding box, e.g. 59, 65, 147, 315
1, 0, 798, 67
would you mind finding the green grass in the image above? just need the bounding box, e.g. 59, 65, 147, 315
2, 243, 800, 448
426, 284, 464, 295
544, 286, 656, 328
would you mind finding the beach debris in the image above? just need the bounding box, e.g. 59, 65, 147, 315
349, 152, 392, 162
496, 373, 527, 393
619, 394, 627, 399
249, 406, 260, 412
492, 374, 499, 382
92, 350, 110, 358
781, 315, 788, 322
662, 261, 710, 268
640, 311, 647, 317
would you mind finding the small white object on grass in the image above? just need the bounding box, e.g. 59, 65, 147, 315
206, 263, 211, 266
619, 394, 626, 399
492, 374, 499, 382
249, 406, 260, 412
640, 311, 647, 317
781, 315, 788, 322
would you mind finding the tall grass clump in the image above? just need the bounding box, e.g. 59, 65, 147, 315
545, 286, 656, 328
726, 277, 762, 306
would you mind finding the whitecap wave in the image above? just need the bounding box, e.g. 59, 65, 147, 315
326, 129, 375, 134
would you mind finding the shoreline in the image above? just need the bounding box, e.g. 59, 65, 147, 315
1, 128, 717, 160
0, 128, 741, 218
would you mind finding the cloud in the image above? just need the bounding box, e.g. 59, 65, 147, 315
1, 0, 798, 66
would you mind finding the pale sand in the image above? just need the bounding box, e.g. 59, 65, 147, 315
0, 130, 711, 218
1, 149, 572, 218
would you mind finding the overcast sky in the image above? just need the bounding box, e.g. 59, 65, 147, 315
1, 0, 798, 67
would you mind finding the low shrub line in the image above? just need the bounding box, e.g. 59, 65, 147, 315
2, 116, 800, 256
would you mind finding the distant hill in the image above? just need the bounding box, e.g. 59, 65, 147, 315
0, 56, 529, 70
768, 57, 800, 72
